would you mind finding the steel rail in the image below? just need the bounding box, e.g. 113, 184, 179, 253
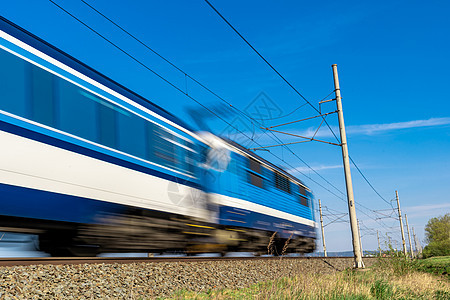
0, 256, 367, 267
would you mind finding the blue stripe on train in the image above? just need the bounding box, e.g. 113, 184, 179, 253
0, 119, 200, 190
0, 183, 126, 224
0, 183, 315, 239
218, 205, 316, 239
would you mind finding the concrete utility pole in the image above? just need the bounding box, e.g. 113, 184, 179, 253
412, 227, 422, 256
332, 64, 364, 268
357, 219, 364, 257
405, 214, 414, 258
318, 199, 327, 257
395, 190, 408, 256
377, 230, 381, 256
412, 227, 418, 256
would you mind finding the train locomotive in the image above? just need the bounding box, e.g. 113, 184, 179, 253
0, 16, 316, 256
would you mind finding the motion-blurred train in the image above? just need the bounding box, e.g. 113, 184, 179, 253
0, 17, 316, 256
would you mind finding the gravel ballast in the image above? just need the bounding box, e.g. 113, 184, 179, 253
0, 257, 377, 299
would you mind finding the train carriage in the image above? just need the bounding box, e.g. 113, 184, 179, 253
0, 16, 316, 256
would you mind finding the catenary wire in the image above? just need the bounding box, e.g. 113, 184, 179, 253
203, 0, 319, 114
349, 156, 393, 207
82, 0, 389, 211
203, 0, 393, 212
51, 0, 393, 232
48, 0, 346, 201
71, 1, 394, 233
72, 0, 347, 198
252, 102, 308, 121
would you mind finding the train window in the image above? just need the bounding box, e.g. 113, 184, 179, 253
145, 123, 154, 161
58, 81, 97, 142
249, 158, 261, 174
0, 49, 27, 117
185, 147, 196, 174
98, 101, 117, 148
300, 197, 308, 207
297, 184, 309, 206
149, 123, 177, 168
298, 184, 307, 197
183, 140, 197, 175
117, 111, 146, 158
250, 173, 263, 188
274, 172, 291, 194
247, 158, 264, 188
31, 65, 56, 127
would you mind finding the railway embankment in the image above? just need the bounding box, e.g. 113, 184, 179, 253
0, 257, 377, 298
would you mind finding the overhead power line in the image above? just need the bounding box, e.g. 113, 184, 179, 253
48, 0, 347, 201
349, 156, 393, 207
203, 0, 342, 151
203, 0, 319, 114
68, 0, 348, 198
203, 0, 392, 210
252, 103, 308, 121
80, 0, 239, 112
51, 0, 392, 233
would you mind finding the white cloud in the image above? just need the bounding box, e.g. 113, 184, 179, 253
349, 117, 450, 135
404, 203, 450, 213
402, 203, 450, 220
288, 164, 342, 174
292, 117, 450, 139
222, 117, 450, 149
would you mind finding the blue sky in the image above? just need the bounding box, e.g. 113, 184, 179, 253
2, 0, 449, 252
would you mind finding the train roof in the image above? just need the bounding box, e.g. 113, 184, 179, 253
221, 137, 310, 190
0, 16, 194, 132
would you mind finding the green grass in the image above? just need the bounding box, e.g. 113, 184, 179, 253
369, 279, 394, 299
166, 257, 450, 299
415, 256, 450, 277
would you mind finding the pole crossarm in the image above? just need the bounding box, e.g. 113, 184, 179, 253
260, 128, 342, 146
373, 209, 397, 220
265, 110, 338, 129
375, 216, 397, 221
319, 98, 336, 105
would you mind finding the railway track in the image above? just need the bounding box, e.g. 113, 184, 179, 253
0, 256, 378, 298
0, 255, 353, 267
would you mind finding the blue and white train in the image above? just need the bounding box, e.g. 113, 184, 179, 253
0, 16, 316, 256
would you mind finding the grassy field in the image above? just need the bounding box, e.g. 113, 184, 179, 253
168, 256, 450, 299
415, 256, 450, 277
